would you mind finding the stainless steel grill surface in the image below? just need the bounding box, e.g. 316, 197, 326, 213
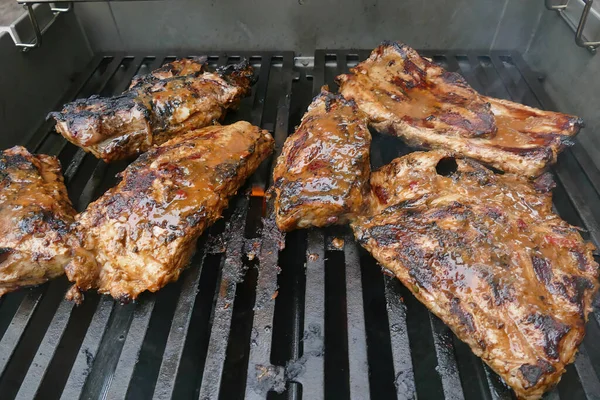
0, 50, 598, 400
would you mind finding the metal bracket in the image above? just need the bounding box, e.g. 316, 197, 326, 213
14, 2, 72, 51
546, 0, 600, 53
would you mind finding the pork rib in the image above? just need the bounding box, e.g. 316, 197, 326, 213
0, 146, 76, 296
352, 150, 598, 399
65, 121, 274, 302
50, 58, 253, 163
337, 42, 583, 177
272, 87, 371, 231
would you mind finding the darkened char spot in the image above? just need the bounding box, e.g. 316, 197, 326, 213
488, 276, 515, 306
286, 130, 309, 166
532, 255, 553, 286
533, 172, 556, 193
563, 275, 594, 314
0, 153, 35, 171
440, 71, 468, 87
571, 249, 589, 272
103, 194, 133, 221
185, 207, 207, 228
0, 247, 14, 263
485, 208, 504, 221
18, 210, 69, 236
492, 145, 553, 161
123, 170, 158, 192
214, 162, 240, 182
526, 313, 570, 360
450, 297, 476, 333
519, 364, 544, 388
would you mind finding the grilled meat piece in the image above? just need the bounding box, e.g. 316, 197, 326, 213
50, 59, 253, 163
352, 150, 598, 399
0, 146, 76, 296
65, 121, 274, 303
272, 88, 371, 231
337, 42, 583, 177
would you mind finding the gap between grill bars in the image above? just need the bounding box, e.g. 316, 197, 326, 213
0, 49, 598, 400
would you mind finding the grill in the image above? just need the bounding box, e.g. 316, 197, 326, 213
0, 49, 599, 400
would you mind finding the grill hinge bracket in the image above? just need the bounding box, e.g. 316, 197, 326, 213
10, 2, 72, 51
546, 0, 600, 54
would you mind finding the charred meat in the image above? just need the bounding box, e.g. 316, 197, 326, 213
352, 150, 598, 399
128, 57, 206, 88
50, 58, 253, 163
0, 146, 76, 296
65, 121, 274, 303
337, 42, 583, 177
272, 88, 371, 231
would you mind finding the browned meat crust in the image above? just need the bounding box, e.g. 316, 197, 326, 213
352, 150, 598, 399
336, 42, 583, 177
0, 146, 76, 296
65, 121, 274, 302
272, 87, 372, 231
50, 58, 253, 163
128, 57, 207, 88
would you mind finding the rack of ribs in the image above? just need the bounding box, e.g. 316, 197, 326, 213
65, 121, 274, 303
352, 150, 598, 399
50, 58, 254, 163
0, 146, 76, 296
337, 42, 583, 177
272, 88, 371, 231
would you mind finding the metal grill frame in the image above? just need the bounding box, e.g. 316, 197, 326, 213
0, 49, 598, 400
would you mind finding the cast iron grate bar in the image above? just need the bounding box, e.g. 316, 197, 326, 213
197, 53, 270, 400
60, 296, 114, 400
244, 52, 293, 400
344, 238, 371, 399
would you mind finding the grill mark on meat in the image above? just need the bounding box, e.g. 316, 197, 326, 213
18, 210, 70, 237
526, 313, 570, 360
563, 275, 595, 315
450, 297, 476, 333
0, 248, 14, 264
532, 255, 553, 287
533, 172, 556, 193
488, 276, 515, 305
520, 361, 556, 388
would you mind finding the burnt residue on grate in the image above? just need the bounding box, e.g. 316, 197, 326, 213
0, 50, 598, 400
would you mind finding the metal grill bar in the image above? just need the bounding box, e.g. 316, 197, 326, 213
244, 52, 294, 400
295, 230, 326, 398
0, 289, 43, 376
14, 298, 73, 399
343, 239, 371, 400
60, 296, 114, 400
198, 53, 272, 400
198, 197, 249, 399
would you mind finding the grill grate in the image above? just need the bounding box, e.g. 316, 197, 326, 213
0, 50, 598, 400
